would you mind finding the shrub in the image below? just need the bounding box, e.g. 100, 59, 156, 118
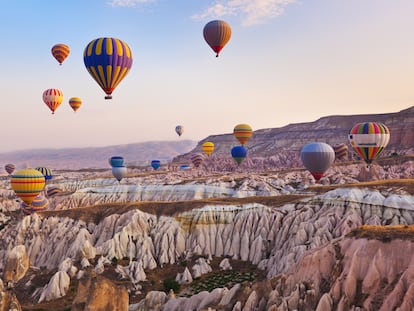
163, 277, 180, 294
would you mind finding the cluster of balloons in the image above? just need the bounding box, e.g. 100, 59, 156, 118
300, 121, 390, 182
230, 124, 253, 165
109, 156, 127, 182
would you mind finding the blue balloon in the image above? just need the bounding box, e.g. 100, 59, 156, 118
151, 160, 161, 170
231, 146, 247, 165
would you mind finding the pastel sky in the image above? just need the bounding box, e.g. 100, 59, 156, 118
0, 0, 413, 152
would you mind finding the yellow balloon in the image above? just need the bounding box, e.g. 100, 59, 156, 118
202, 141, 215, 156
10, 168, 45, 205
233, 124, 252, 145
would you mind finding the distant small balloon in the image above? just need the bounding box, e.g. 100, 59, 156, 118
151, 160, 161, 170
202, 141, 215, 156
191, 153, 204, 168
51, 43, 70, 65
233, 124, 252, 146
333, 143, 348, 161
109, 156, 125, 167
301, 142, 335, 181
43, 88, 63, 114
69, 97, 82, 112
231, 145, 247, 165
175, 125, 184, 137
21, 193, 49, 215
203, 20, 232, 57
10, 168, 45, 205
5, 164, 15, 175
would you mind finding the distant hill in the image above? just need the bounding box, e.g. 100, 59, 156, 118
0, 140, 197, 170
174, 106, 414, 169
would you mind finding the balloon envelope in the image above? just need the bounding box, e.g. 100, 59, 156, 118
203, 20, 232, 57
333, 143, 348, 161
112, 166, 127, 182
83, 37, 133, 99
151, 160, 161, 170
5, 164, 15, 175
21, 193, 49, 215
348, 122, 390, 164
109, 156, 125, 167
35, 167, 53, 181
10, 168, 45, 205
46, 185, 62, 198
69, 97, 82, 112
191, 153, 204, 168
233, 124, 252, 145
231, 146, 247, 165
51, 43, 70, 65
43, 88, 63, 114
301, 142, 335, 181
175, 125, 184, 137
202, 142, 215, 156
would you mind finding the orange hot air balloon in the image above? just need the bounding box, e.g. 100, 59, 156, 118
203, 20, 232, 57
233, 124, 253, 145
10, 168, 45, 205
51, 44, 70, 65
69, 97, 82, 112
43, 88, 63, 114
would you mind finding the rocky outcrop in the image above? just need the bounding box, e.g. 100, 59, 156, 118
3, 245, 29, 283
0, 279, 21, 311
72, 274, 128, 311
38, 271, 70, 302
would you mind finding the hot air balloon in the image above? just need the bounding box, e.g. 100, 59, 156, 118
83, 37, 133, 100
21, 193, 49, 215
231, 146, 247, 165
202, 142, 215, 156
35, 167, 53, 181
300, 142, 335, 182
4, 164, 15, 175
348, 122, 390, 165
233, 124, 252, 146
51, 43, 70, 65
10, 168, 45, 205
109, 156, 125, 167
203, 20, 232, 57
191, 153, 204, 168
69, 97, 82, 112
179, 164, 190, 170
43, 88, 63, 114
46, 185, 62, 198
175, 125, 184, 137
333, 143, 348, 161
151, 160, 161, 170
112, 166, 127, 182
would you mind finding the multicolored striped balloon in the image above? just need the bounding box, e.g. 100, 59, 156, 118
51, 43, 70, 65
46, 185, 62, 198
35, 167, 53, 181
333, 143, 348, 161
191, 153, 204, 168
203, 20, 232, 57
348, 122, 390, 164
69, 97, 82, 112
43, 88, 63, 114
202, 141, 215, 156
233, 124, 253, 146
21, 193, 49, 215
83, 37, 133, 100
4, 163, 15, 175
10, 168, 45, 205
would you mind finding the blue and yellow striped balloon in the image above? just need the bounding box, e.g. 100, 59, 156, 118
10, 169, 45, 205
83, 37, 133, 100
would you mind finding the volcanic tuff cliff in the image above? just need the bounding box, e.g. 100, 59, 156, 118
180, 106, 414, 160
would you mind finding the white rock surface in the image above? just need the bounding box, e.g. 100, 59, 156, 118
38, 271, 70, 302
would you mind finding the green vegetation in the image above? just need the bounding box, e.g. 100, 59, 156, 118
163, 277, 180, 294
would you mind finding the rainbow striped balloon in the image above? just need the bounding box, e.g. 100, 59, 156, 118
233, 124, 253, 145
83, 37, 133, 100
348, 122, 390, 164
21, 193, 49, 215
202, 141, 215, 156
10, 169, 45, 205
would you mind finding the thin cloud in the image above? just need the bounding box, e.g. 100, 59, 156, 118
193, 0, 297, 26
109, 0, 155, 7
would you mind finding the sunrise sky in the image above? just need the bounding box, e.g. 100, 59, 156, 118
0, 0, 413, 152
